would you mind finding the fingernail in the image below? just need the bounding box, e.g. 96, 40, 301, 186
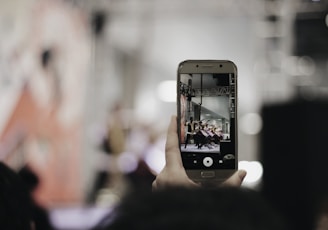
238, 170, 247, 179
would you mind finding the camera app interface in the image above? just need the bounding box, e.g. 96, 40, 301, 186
179, 73, 236, 169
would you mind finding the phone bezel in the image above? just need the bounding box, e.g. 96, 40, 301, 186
177, 60, 238, 185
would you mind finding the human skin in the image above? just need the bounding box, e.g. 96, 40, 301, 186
152, 115, 247, 190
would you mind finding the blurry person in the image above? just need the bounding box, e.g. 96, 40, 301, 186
261, 99, 328, 230
0, 162, 33, 230
152, 116, 246, 190
0, 0, 90, 207
88, 103, 130, 204
105, 102, 128, 189
90, 117, 272, 230
92, 186, 286, 230
107, 103, 126, 156
19, 166, 54, 230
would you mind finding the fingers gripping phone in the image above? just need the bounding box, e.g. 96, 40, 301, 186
177, 60, 238, 185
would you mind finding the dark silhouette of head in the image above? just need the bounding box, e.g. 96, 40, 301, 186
93, 186, 286, 230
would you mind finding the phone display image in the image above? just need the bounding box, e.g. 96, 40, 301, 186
177, 61, 237, 176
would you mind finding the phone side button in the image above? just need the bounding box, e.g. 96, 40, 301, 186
201, 171, 215, 178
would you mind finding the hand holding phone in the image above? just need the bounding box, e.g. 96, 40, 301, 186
177, 60, 238, 185
152, 116, 246, 190
152, 116, 199, 190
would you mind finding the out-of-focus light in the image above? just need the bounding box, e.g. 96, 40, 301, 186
283, 56, 316, 77
135, 94, 158, 123
157, 80, 176, 102
117, 152, 138, 173
144, 137, 166, 174
240, 113, 263, 135
282, 56, 298, 76
50, 206, 113, 229
239, 161, 263, 185
325, 14, 328, 28
297, 56, 315, 76
96, 189, 121, 207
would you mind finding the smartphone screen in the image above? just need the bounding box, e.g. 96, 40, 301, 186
177, 61, 237, 175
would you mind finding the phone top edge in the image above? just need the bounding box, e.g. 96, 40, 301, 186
178, 59, 235, 64
178, 60, 237, 74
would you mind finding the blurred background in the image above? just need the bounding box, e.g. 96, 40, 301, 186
0, 0, 327, 229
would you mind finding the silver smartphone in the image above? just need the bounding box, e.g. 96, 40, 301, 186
177, 60, 238, 185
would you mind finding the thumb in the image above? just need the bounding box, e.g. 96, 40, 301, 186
165, 115, 183, 168
222, 170, 247, 187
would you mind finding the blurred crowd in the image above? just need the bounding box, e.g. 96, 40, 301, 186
1, 0, 328, 229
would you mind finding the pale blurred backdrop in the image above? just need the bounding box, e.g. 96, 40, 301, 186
0, 0, 327, 229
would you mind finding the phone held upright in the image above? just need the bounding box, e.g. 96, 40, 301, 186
177, 60, 238, 186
